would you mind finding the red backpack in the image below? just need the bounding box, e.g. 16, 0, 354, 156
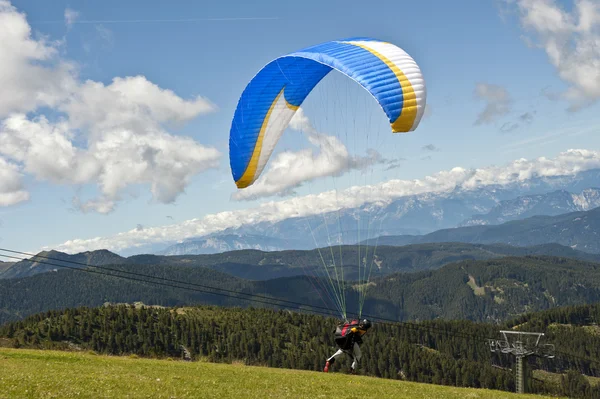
334, 319, 360, 340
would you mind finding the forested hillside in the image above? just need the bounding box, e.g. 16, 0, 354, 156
5, 241, 600, 281
367, 255, 600, 322
4, 255, 600, 326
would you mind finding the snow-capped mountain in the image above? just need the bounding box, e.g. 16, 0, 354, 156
158, 234, 307, 256
462, 188, 600, 226
160, 169, 600, 255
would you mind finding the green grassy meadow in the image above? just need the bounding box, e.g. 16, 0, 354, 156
0, 348, 557, 398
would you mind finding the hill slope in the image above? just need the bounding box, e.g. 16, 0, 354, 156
0, 249, 125, 280
0, 261, 13, 274
0, 348, 543, 399
368, 256, 600, 322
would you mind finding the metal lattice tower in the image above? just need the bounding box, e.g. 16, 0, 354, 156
488, 330, 555, 394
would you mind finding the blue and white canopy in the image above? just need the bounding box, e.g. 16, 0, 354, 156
229, 37, 427, 189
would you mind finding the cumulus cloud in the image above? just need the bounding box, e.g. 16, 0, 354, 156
0, 114, 221, 212
0, 1, 75, 117
232, 108, 393, 201
514, 0, 600, 110
474, 83, 513, 125
64, 76, 215, 131
0, 157, 29, 206
0, 115, 98, 184
47, 148, 600, 253
0, 1, 220, 212
72, 196, 116, 214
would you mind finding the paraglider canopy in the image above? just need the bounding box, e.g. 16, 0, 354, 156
228, 37, 427, 321
229, 37, 427, 189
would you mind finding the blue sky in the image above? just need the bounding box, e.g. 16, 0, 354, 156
1, 0, 599, 254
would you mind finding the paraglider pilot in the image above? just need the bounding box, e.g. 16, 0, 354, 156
324, 318, 372, 374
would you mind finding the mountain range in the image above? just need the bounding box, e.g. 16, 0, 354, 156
158, 171, 600, 256
157, 198, 600, 259
461, 187, 600, 226
361, 206, 600, 253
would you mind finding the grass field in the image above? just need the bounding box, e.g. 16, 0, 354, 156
0, 348, 555, 398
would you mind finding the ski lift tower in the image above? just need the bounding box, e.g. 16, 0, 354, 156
488, 330, 555, 394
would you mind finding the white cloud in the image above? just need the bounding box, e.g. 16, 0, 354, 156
90, 128, 221, 205
0, 157, 29, 206
47, 148, 600, 253
514, 0, 600, 110
474, 83, 513, 125
64, 8, 79, 27
0, 1, 220, 211
232, 108, 391, 201
0, 1, 75, 117
72, 196, 116, 214
64, 76, 215, 132
0, 115, 98, 184
0, 114, 221, 213
288, 107, 312, 131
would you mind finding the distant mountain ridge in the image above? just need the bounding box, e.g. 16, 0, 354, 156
362, 206, 600, 253
462, 188, 600, 226
157, 172, 600, 255
0, 249, 125, 280
157, 234, 307, 255
4, 240, 600, 282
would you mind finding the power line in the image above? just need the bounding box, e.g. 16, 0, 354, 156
0, 252, 339, 319
0, 248, 339, 316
